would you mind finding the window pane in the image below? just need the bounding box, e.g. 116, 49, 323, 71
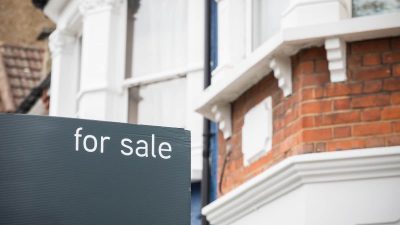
252, 0, 290, 50
353, 0, 400, 17
129, 0, 187, 77
128, 77, 186, 127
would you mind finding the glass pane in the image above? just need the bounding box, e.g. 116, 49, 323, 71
252, 0, 290, 50
353, 0, 400, 17
128, 77, 186, 127
128, 0, 188, 77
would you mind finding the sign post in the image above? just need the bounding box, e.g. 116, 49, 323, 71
0, 114, 190, 225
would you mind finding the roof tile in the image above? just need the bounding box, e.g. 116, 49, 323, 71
0, 44, 45, 110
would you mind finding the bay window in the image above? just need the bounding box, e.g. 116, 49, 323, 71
251, 0, 290, 50
125, 0, 190, 127
353, 0, 400, 17
124, 0, 204, 181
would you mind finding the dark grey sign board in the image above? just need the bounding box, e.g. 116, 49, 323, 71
0, 114, 190, 225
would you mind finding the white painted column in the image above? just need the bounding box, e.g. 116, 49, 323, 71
186, 0, 205, 181
48, 29, 80, 117
77, 0, 127, 122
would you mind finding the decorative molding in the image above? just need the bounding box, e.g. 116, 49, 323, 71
48, 29, 76, 57
211, 104, 232, 139
269, 56, 292, 97
325, 37, 347, 82
202, 146, 400, 225
79, 0, 123, 15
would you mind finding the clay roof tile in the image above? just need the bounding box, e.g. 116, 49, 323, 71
0, 44, 45, 111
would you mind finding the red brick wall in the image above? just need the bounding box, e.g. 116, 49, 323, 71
217, 36, 400, 195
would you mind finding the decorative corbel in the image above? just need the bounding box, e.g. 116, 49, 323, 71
211, 104, 232, 140
270, 56, 292, 97
48, 29, 76, 57
325, 37, 347, 82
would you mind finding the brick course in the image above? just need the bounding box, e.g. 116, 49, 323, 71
217, 36, 400, 195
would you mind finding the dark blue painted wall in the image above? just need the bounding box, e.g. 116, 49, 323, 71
191, 182, 201, 225
210, 0, 219, 202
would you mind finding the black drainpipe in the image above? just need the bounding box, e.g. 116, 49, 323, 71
201, 0, 211, 225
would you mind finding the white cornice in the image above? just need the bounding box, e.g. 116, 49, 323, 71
196, 13, 400, 121
44, 0, 83, 35
202, 146, 400, 225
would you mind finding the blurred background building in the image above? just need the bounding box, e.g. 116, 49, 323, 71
3, 0, 399, 225
0, 0, 53, 114
32, 0, 209, 224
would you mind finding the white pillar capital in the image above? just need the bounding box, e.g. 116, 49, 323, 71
48, 29, 76, 57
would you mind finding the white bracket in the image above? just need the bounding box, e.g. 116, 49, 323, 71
270, 56, 292, 97
211, 104, 232, 140
325, 37, 347, 82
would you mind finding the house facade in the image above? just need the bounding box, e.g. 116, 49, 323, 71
198, 0, 400, 225
35, 0, 400, 225
36, 0, 205, 224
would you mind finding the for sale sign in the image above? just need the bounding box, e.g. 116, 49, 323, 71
0, 114, 190, 225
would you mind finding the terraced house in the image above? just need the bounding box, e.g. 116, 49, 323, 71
199, 0, 400, 225
33, 0, 206, 224
32, 0, 400, 225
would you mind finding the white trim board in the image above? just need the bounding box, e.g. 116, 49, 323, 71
202, 146, 400, 225
123, 65, 203, 88
196, 13, 400, 120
